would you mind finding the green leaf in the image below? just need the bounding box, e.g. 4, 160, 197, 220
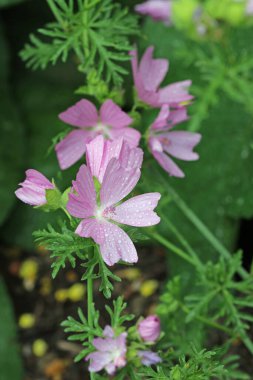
82, 247, 121, 299
33, 222, 94, 278
0, 277, 23, 380
0, 0, 25, 8
20, 0, 139, 86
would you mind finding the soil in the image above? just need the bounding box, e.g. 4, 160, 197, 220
0, 243, 167, 380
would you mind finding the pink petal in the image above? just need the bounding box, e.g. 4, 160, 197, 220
99, 221, 138, 266
93, 337, 117, 352
24, 169, 54, 188
55, 130, 90, 170
130, 50, 159, 107
149, 137, 163, 152
75, 218, 105, 244
15, 187, 46, 206
105, 362, 116, 375
165, 131, 201, 148
87, 351, 112, 372
138, 350, 162, 366
115, 333, 127, 352
86, 136, 125, 183
152, 150, 185, 178
109, 127, 141, 147
59, 99, 98, 128
119, 142, 143, 170
67, 194, 95, 219
158, 80, 193, 105
98, 139, 125, 183
103, 326, 114, 338
139, 46, 169, 92
100, 159, 141, 208
135, 0, 171, 23
86, 135, 106, 180
67, 165, 96, 218
112, 193, 161, 227
100, 100, 133, 128
163, 144, 199, 160
169, 107, 189, 126
246, 0, 253, 14
151, 105, 170, 130
162, 131, 201, 161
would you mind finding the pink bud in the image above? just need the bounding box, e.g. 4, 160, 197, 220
138, 315, 161, 342
15, 169, 54, 206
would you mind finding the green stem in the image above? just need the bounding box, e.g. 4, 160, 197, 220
180, 303, 232, 336
151, 232, 196, 266
83, 0, 90, 58
161, 212, 204, 269
157, 171, 248, 279
60, 207, 72, 222
87, 250, 95, 380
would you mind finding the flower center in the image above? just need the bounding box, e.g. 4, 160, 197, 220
95, 206, 116, 220
96, 122, 111, 138
160, 137, 170, 146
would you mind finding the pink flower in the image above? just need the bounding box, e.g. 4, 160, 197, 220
15, 169, 54, 206
55, 99, 141, 170
86, 135, 143, 184
246, 0, 253, 14
131, 46, 193, 108
148, 105, 201, 178
138, 350, 162, 366
138, 315, 161, 342
135, 0, 171, 24
67, 136, 161, 266
86, 326, 127, 375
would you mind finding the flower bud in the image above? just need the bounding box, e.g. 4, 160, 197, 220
15, 169, 55, 207
138, 315, 161, 342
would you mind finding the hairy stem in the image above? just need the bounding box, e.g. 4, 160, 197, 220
161, 211, 204, 269
151, 232, 196, 266
87, 250, 95, 380
83, 0, 90, 58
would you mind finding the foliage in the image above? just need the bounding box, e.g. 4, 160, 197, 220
81, 246, 121, 299
141, 21, 253, 276
0, 0, 25, 8
105, 297, 134, 331
135, 347, 227, 380
62, 296, 133, 362
61, 305, 102, 362
0, 23, 24, 227
33, 221, 94, 278
0, 277, 24, 380
20, 0, 139, 86
157, 252, 253, 355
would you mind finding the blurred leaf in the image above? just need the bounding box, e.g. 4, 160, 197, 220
0, 63, 81, 248
0, 21, 25, 227
0, 277, 23, 380
0, 0, 25, 8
